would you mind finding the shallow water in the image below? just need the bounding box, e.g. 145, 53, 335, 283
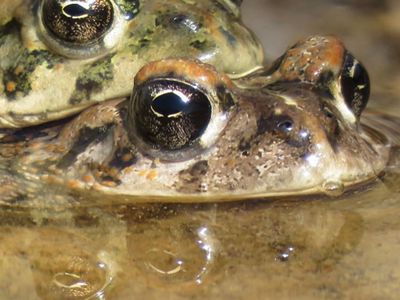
1, 178, 400, 300
1, 1, 400, 299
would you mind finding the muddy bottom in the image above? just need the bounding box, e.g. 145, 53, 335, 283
1, 1, 400, 299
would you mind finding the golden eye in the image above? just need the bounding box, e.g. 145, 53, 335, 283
130, 79, 212, 153
39, 0, 126, 58
41, 0, 114, 44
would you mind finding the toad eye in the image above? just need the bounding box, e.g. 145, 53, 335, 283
39, 0, 124, 58
128, 80, 214, 160
340, 53, 370, 118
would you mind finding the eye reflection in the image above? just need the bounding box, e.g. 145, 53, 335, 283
127, 219, 219, 287
41, 0, 114, 44
150, 90, 190, 118
129, 79, 213, 155
39, 0, 125, 58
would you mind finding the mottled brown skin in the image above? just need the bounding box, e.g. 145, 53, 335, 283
0, 36, 394, 206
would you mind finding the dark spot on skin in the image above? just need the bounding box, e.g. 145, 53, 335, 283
69, 54, 114, 104
88, 162, 123, 186
0, 19, 20, 44
156, 13, 202, 33
109, 147, 138, 170
216, 84, 235, 111
256, 116, 271, 136
188, 160, 209, 177
99, 174, 122, 185
317, 70, 335, 86
0, 127, 50, 144
189, 40, 207, 50
218, 26, 237, 46
0, 115, 73, 143
139, 39, 151, 49
256, 114, 310, 149
153, 12, 213, 53
238, 138, 251, 156
3, 50, 63, 100
257, 114, 293, 137
114, 0, 140, 20
285, 128, 310, 148
7, 193, 28, 204
178, 160, 209, 189
127, 28, 154, 53
317, 87, 335, 102
321, 105, 341, 151
322, 105, 336, 119
57, 124, 113, 169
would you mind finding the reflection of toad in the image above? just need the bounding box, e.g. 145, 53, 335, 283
122, 201, 363, 295
0, 199, 373, 299
0, 225, 116, 299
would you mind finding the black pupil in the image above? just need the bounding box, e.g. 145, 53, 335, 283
63, 4, 89, 17
152, 92, 188, 116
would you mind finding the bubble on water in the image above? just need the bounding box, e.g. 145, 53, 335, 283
142, 226, 217, 285
275, 245, 295, 262
194, 226, 215, 284
321, 180, 345, 197
51, 259, 112, 299
144, 249, 185, 276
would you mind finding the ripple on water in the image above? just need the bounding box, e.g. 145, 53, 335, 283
50, 260, 111, 300
21, 228, 114, 300
127, 222, 218, 288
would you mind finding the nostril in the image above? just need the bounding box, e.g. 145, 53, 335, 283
277, 120, 293, 133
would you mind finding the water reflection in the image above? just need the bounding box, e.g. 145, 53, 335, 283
1, 186, 400, 299
140, 226, 216, 284
125, 206, 219, 290
0, 226, 115, 300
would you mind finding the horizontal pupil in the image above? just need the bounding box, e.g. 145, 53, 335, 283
63, 4, 89, 17
152, 93, 188, 116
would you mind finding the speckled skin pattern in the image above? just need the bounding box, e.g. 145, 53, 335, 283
0, 35, 395, 206
0, 0, 263, 128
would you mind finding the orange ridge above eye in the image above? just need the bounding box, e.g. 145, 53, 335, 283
134, 59, 235, 90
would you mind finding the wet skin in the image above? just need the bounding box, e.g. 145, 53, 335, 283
0, 0, 263, 128
0, 35, 395, 205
